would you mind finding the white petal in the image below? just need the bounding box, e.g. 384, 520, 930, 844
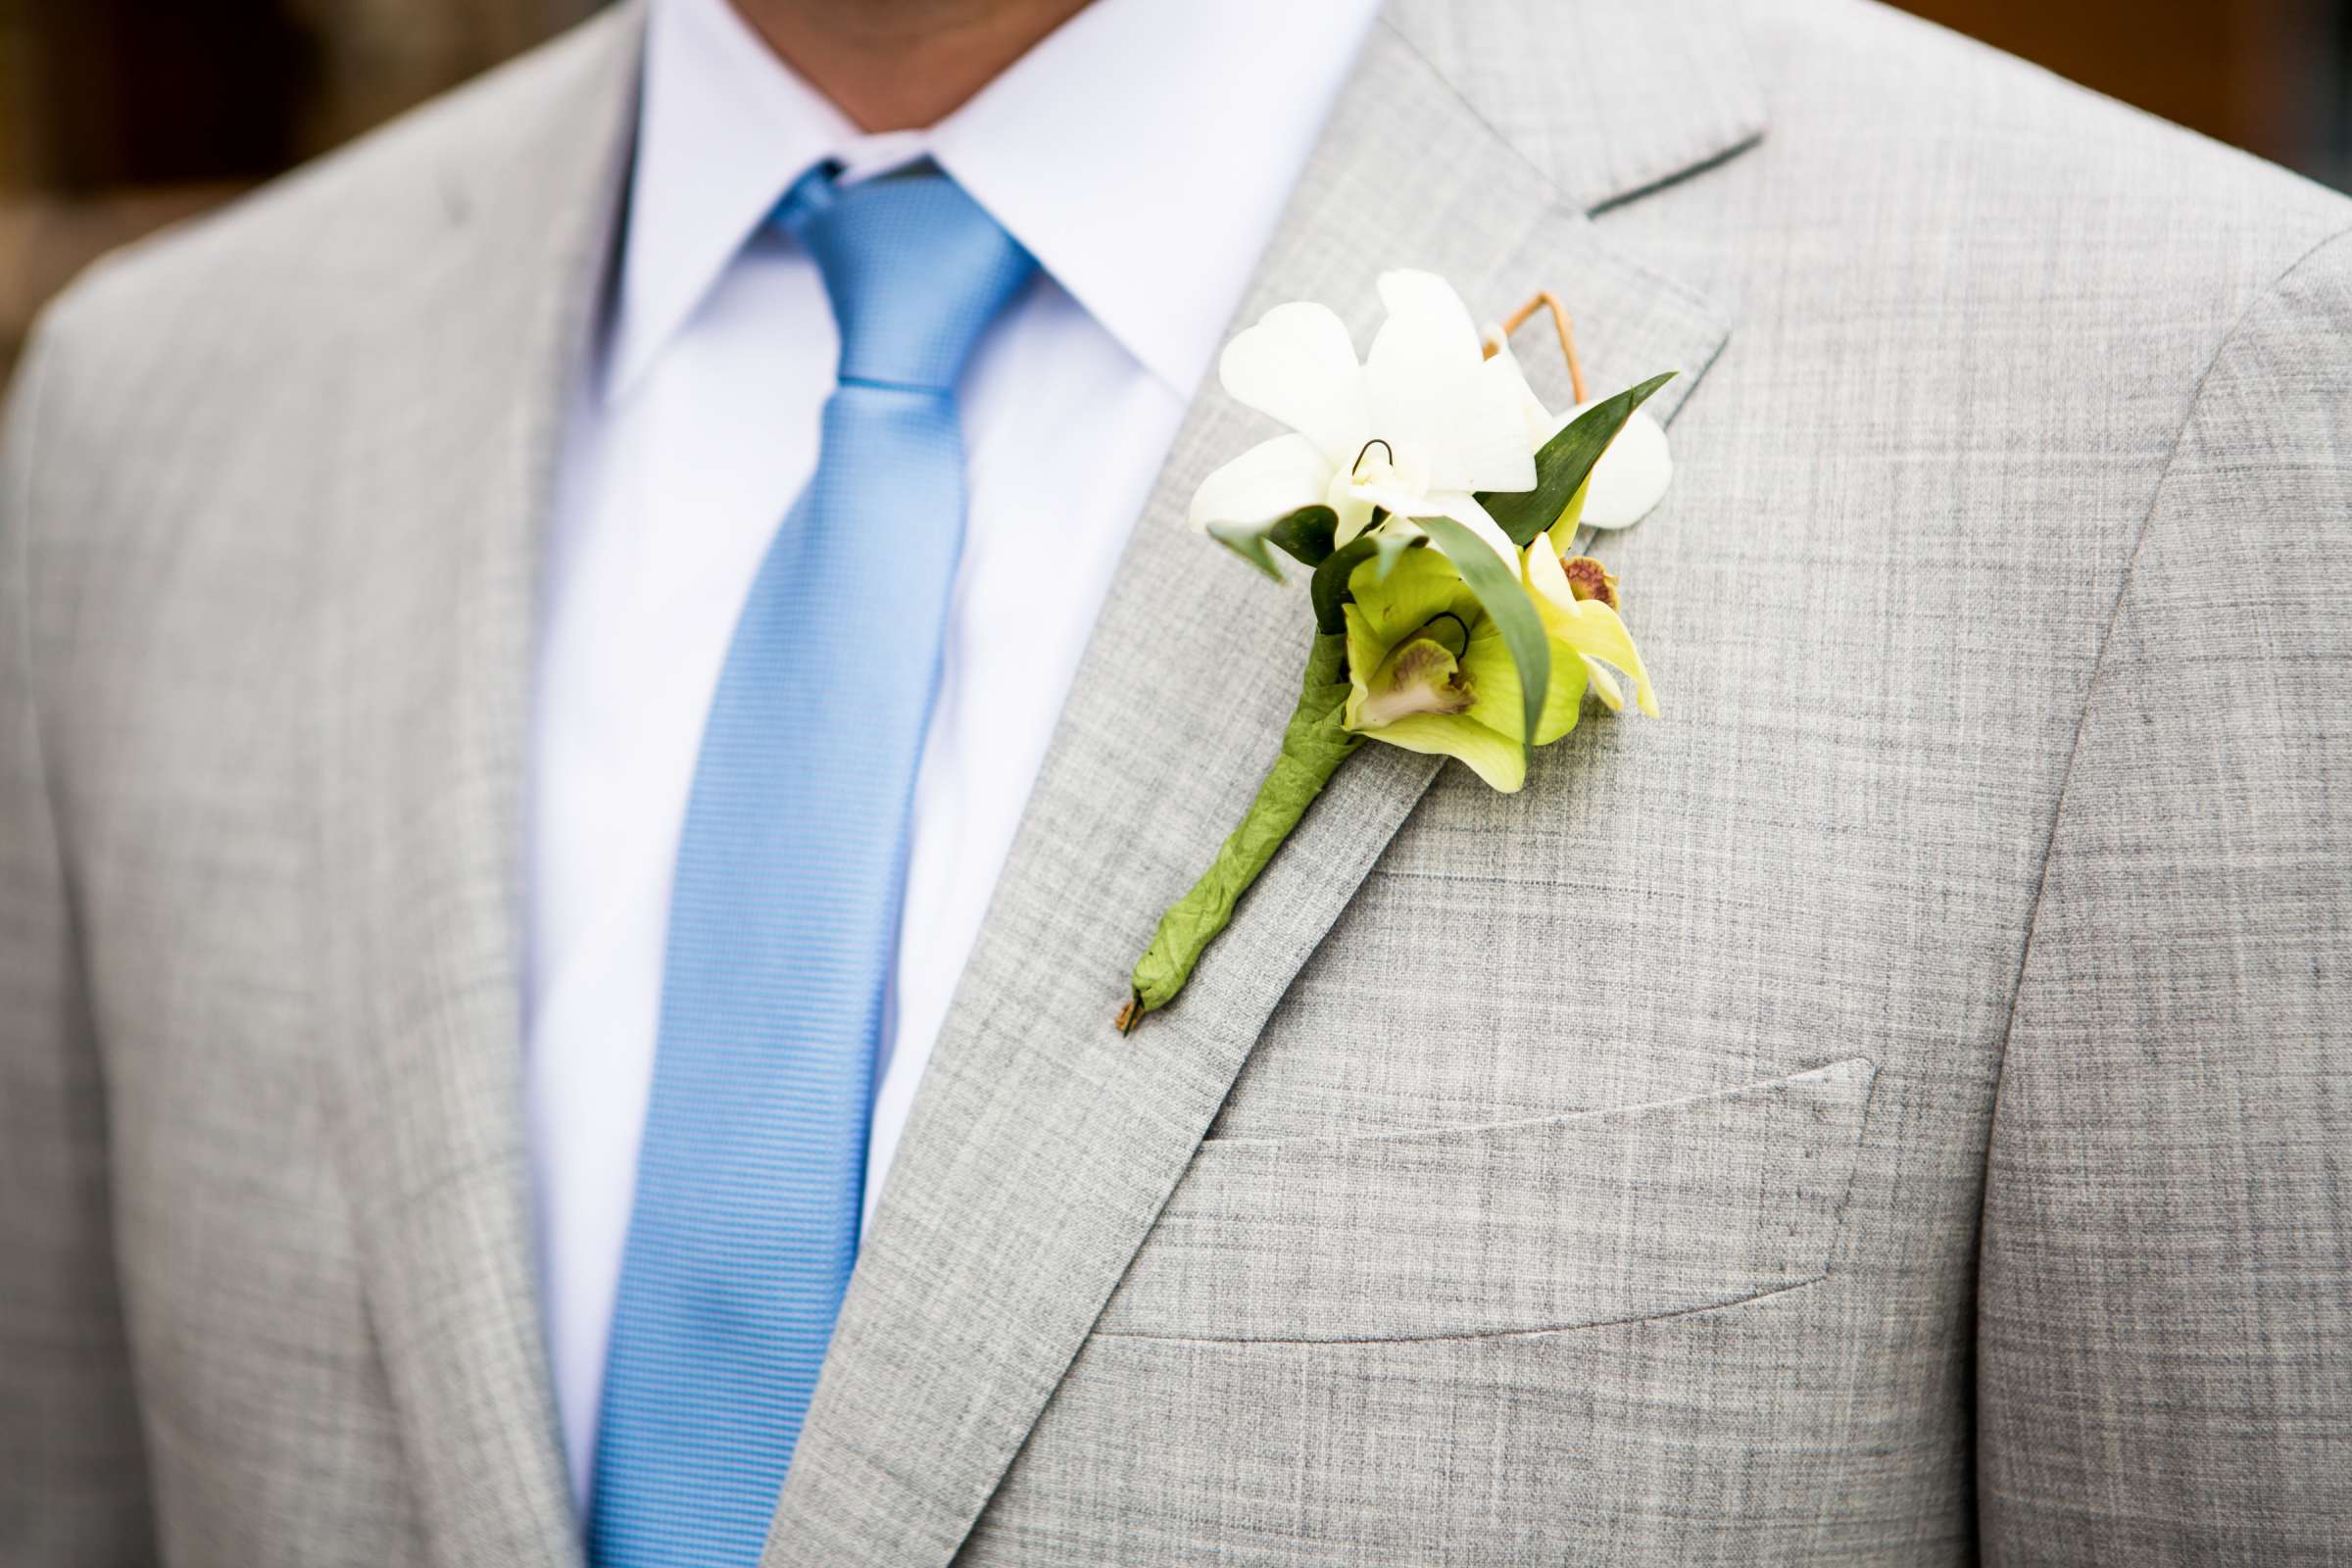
1368, 270, 1486, 372
1327, 483, 1379, 546
1563, 405, 1673, 529
1466, 354, 1544, 489
1365, 335, 1536, 496
1218, 302, 1367, 465
1483, 333, 1559, 450
1359, 276, 1538, 495
1188, 433, 1335, 531
1348, 478, 1424, 521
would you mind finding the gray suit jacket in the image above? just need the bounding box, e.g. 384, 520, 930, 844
7, 0, 2350, 1562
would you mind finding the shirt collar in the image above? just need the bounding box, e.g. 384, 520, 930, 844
609, 0, 1384, 403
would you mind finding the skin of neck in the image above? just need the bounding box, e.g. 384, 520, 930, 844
728, 0, 1097, 130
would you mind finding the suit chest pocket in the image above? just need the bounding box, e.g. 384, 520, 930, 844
1095, 1056, 1877, 1343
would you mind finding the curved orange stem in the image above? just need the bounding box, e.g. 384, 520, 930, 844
1483, 289, 1588, 405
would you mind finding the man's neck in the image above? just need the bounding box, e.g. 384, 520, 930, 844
727, 0, 1096, 130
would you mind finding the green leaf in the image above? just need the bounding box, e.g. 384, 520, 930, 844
1309, 534, 1381, 634
1268, 506, 1339, 566
1206, 505, 1340, 581
1412, 514, 1548, 773
1206, 519, 1285, 580
1477, 370, 1676, 546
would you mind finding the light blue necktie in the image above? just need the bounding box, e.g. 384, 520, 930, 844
585, 164, 1035, 1568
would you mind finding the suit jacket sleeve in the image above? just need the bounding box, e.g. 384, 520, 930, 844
1977, 227, 2352, 1559
1, 305, 161, 1562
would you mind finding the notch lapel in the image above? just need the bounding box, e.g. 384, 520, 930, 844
312, 10, 642, 1567
766, 11, 1751, 1566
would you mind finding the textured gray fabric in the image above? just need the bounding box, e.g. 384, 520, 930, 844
1975, 228, 2352, 1559
3, 0, 2349, 1565
1094, 1057, 1878, 1342
1, 15, 638, 1568
0, 316, 156, 1568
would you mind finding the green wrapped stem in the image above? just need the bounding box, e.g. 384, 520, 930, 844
1119, 632, 1363, 1031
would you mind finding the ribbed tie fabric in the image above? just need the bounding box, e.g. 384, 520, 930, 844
586, 164, 1036, 1568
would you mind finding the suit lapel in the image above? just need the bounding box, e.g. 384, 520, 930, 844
312, 10, 642, 1567
766, 11, 1750, 1566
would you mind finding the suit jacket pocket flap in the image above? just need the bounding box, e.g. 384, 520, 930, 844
1094, 1056, 1878, 1343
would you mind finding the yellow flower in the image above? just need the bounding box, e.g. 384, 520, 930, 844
1525, 544, 1657, 718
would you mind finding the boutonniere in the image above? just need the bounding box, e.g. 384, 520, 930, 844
1117, 270, 1674, 1032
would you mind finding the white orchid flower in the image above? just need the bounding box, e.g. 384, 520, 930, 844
1188, 270, 1544, 573
1487, 336, 1674, 530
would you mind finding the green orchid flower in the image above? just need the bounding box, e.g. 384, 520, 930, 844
1341, 538, 1654, 792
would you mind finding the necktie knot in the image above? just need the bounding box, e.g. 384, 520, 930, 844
774, 163, 1037, 393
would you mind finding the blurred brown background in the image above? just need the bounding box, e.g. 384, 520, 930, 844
0, 0, 2345, 378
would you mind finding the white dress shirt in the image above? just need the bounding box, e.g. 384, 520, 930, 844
525, 0, 1382, 1500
